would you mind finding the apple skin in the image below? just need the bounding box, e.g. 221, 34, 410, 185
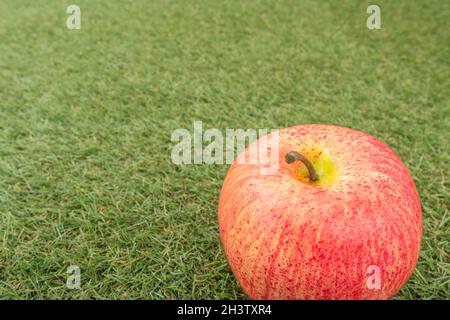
218, 124, 422, 300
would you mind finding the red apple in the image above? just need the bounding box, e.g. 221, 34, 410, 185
218, 124, 422, 299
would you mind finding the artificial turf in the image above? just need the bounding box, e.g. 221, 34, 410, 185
0, 0, 448, 299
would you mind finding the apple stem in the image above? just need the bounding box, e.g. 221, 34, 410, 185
285, 151, 319, 182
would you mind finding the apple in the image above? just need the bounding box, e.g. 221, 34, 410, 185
218, 124, 422, 299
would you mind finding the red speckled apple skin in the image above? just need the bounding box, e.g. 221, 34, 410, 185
218, 124, 422, 300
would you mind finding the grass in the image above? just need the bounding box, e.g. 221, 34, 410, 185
0, 0, 448, 299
